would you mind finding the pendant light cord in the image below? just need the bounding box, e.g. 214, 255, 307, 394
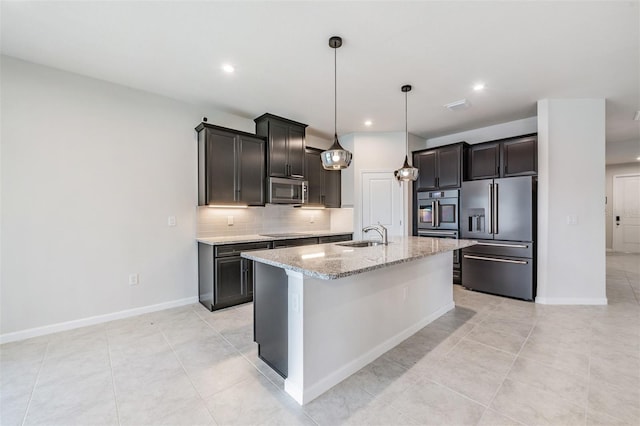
334, 45, 337, 137
405, 89, 409, 159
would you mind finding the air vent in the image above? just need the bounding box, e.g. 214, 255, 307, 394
444, 99, 471, 111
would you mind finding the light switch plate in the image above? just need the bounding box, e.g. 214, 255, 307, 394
227, 215, 234, 226
168, 216, 176, 227
566, 215, 578, 225
128, 274, 139, 286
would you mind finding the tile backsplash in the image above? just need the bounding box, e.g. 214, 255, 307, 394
197, 205, 353, 238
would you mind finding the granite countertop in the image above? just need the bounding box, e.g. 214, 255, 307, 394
196, 231, 354, 246
241, 236, 477, 280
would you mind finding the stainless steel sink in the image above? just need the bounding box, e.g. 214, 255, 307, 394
336, 240, 385, 248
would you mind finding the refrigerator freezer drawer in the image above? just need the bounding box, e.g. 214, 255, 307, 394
463, 240, 534, 258
462, 253, 533, 300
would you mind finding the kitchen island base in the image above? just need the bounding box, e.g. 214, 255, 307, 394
254, 251, 454, 405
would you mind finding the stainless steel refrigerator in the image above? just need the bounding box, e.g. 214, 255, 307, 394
460, 176, 536, 300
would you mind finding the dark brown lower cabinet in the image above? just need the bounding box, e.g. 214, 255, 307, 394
199, 241, 272, 311
199, 234, 353, 311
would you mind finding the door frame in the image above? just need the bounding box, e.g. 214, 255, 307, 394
612, 172, 640, 252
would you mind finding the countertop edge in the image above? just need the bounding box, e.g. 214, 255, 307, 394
196, 231, 354, 246
242, 239, 477, 280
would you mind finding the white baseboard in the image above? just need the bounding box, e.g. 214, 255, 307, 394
0, 296, 199, 345
535, 297, 608, 305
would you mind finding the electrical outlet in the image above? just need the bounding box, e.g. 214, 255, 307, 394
402, 286, 408, 301
566, 215, 578, 225
227, 215, 234, 226
168, 216, 176, 227
290, 293, 300, 313
309, 215, 315, 223
129, 274, 139, 286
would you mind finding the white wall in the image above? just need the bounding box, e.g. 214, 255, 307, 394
423, 117, 538, 148
605, 162, 640, 248
536, 99, 607, 304
0, 56, 256, 339
345, 132, 411, 239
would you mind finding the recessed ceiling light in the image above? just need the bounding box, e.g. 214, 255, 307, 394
473, 83, 485, 91
222, 64, 235, 73
636, 156, 640, 161
364, 120, 373, 126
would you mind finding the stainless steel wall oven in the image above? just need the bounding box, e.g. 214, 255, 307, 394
417, 190, 459, 231
416, 190, 461, 283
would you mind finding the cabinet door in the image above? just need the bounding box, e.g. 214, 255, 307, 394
415, 151, 437, 190
304, 148, 323, 204
269, 122, 289, 177
323, 169, 341, 208
242, 258, 254, 297
469, 143, 500, 180
239, 135, 266, 205
503, 136, 537, 177
214, 257, 246, 307
288, 126, 305, 178
437, 145, 461, 188
206, 129, 237, 203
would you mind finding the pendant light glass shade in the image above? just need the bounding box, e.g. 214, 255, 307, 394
394, 84, 419, 182
321, 36, 352, 170
322, 134, 353, 170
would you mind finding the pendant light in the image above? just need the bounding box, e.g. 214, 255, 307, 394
394, 85, 419, 181
321, 36, 352, 170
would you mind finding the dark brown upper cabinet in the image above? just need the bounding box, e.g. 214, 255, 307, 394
466, 134, 537, 180
304, 148, 341, 208
413, 143, 465, 191
196, 123, 266, 206
255, 113, 307, 179
502, 135, 537, 177
468, 142, 501, 180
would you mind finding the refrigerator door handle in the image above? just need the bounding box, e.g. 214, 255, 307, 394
488, 183, 494, 234
463, 254, 528, 265
476, 242, 529, 249
493, 183, 499, 235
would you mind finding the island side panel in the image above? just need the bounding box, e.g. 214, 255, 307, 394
253, 262, 289, 377
289, 251, 454, 405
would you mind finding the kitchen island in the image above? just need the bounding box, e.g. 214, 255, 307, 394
241, 236, 476, 405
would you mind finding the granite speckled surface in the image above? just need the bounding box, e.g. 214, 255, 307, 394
241, 236, 477, 280
197, 231, 353, 246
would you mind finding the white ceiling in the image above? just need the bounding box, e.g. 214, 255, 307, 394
2, 1, 639, 160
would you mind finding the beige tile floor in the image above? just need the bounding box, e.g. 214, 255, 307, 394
1, 253, 638, 425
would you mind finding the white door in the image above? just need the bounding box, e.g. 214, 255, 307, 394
361, 172, 404, 237
613, 174, 640, 253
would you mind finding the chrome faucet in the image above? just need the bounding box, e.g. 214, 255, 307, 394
362, 223, 388, 245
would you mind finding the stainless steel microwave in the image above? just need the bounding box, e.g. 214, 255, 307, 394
268, 177, 307, 204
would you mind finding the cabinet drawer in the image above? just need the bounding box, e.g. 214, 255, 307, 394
273, 237, 319, 248
463, 240, 533, 258
318, 234, 353, 244
215, 241, 272, 258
